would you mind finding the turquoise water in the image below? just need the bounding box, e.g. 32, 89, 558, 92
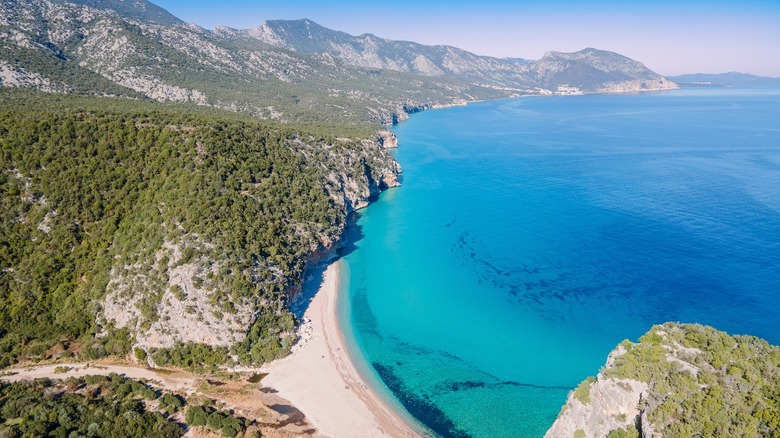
339, 87, 780, 437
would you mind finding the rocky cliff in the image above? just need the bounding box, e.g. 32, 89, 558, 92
547, 323, 780, 437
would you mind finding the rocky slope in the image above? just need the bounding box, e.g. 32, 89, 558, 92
0, 94, 402, 365
547, 323, 780, 437
243, 18, 536, 90
99, 130, 400, 351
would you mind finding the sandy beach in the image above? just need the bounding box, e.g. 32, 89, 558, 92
261, 262, 420, 438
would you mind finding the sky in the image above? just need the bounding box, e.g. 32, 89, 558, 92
151, 1, 780, 77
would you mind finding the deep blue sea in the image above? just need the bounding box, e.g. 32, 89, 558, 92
338, 86, 780, 437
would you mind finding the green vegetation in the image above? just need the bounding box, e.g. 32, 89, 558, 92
149, 344, 230, 371
607, 425, 639, 438
232, 310, 297, 365
185, 403, 249, 437
605, 323, 780, 436
0, 374, 254, 437
0, 90, 396, 368
0, 374, 181, 437
573, 376, 595, 404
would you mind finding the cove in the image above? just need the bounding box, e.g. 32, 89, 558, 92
339, 87, 780, 437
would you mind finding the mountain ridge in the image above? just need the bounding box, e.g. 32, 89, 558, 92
1, 0, 677, 122
242, 18, 676, 94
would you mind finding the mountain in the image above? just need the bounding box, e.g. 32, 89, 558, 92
668, 72, 780, 86
241, 19, 676, 94
241, 19, 536, 89
527, 48, 677, 93
547, 323, 780, 437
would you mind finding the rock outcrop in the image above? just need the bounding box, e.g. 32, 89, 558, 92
547, 323, 780, 437
377, 130, 398, 148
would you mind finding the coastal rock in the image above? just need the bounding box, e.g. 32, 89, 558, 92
545, 355, 648, 438
546, 323, 780, 437
325, 136, 401, 212
377, 130, 398, 148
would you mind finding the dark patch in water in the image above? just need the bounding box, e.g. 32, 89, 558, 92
373, 362, 471, 438
434, 379, 571, 394
436, 380, 486, 392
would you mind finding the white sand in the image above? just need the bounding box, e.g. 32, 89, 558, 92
262, 262, 420, 437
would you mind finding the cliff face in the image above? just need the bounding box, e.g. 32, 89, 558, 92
547, 323, 780, 437
545, 346, 649, 438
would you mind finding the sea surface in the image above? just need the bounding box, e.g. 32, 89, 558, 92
338, 86, 780, 437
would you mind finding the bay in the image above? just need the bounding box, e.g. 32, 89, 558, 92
339, 86, 780, 437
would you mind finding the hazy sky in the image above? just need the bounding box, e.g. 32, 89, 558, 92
151, 1, 780, 77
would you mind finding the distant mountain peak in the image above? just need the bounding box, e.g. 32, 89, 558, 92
529, 48, 674, 92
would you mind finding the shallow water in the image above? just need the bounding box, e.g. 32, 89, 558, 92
340, 87, 780, 437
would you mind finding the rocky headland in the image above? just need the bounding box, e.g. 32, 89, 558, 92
547, 323, 780, 437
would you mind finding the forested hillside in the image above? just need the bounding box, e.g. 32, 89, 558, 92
0, 89, 399, 367
0, 373, 257, 437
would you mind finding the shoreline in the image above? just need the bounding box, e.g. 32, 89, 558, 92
261, 261, 421, 437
